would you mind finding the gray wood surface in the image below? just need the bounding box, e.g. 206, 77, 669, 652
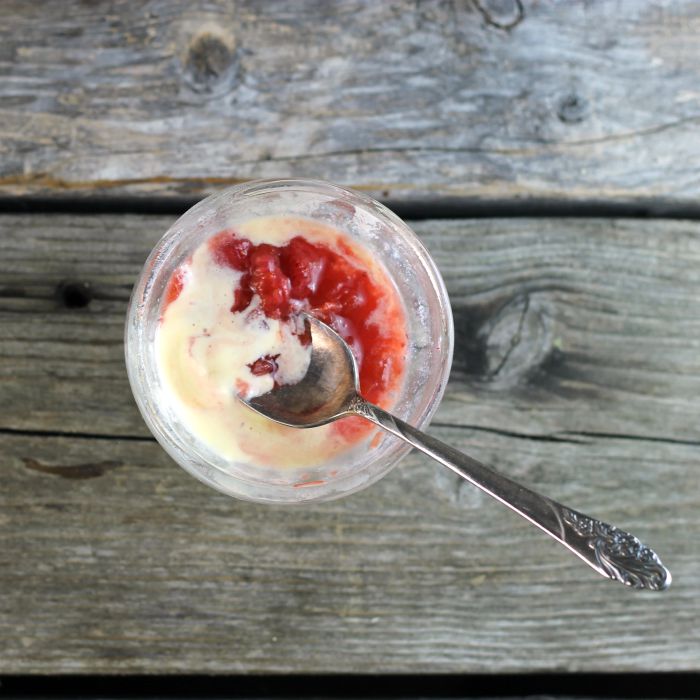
1, 214, 698, 673
2, 0, 700, 204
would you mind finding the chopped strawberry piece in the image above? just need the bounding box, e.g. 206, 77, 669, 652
281, 236, 327, 298
294, 320, 312, 347
248, 354, 280, 376
163, 267, 186, 309
249, 244, 291, 319
317, 259, 374, 315
231, 273, 253, 313
209, 230, 251, 271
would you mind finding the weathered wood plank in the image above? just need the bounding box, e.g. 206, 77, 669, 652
2, 1, 700, 203
1, 430, 697, 673
0, 213, 698, 672
433, 219, 700, 443
2, 215, 700, 442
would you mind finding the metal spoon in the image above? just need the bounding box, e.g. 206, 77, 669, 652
245, 314, 671, 591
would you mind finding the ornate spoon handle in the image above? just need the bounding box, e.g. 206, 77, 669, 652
350, 396, 671, 591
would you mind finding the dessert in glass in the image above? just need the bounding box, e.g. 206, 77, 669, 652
125, 179, 453, 503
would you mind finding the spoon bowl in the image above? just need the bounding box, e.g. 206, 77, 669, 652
247, 314, 360, 428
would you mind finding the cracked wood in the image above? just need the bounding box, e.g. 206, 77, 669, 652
2, 1, 700, 203
0, 213, 699, 672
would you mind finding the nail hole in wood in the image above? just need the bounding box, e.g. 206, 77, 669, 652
57, 281, 92, 308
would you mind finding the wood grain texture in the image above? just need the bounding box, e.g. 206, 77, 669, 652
2, 0, 700, 203
3, 214, 700, 442
1, 213, 698, 672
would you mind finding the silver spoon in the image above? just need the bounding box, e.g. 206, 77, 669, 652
245, 314, 671, 591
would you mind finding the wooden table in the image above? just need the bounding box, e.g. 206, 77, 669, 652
1, 0, 699, 679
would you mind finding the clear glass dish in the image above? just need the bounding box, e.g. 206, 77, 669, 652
125, 179, 453, 503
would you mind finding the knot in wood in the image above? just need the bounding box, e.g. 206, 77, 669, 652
473, 0, 524, 30
475, 295, 552, 388
481, 295, 552, 386
557, 92, 589, 124
183, 31, 237, 94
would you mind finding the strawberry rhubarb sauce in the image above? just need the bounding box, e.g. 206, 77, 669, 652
157, 216, 407, 468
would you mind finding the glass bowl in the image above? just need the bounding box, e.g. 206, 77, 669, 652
125, 179, 453, 503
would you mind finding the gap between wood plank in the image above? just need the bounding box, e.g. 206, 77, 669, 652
3, 196, 700, 220
0, 426, 156, 443
2, 424, 698, 449
424, 423, 700, 447
1, 671, 698, 697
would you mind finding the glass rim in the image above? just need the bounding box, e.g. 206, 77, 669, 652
125, 178, 454, 503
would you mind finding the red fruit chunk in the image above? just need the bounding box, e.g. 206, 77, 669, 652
316, 259, 375, 317
291, 316, 313, 347
231, 273, 253, 313
209, 230, 251, 271
163, 268, 185, 309
281, 236, 327, 298
248, 354, 280, 376
249, 244, 291, 319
